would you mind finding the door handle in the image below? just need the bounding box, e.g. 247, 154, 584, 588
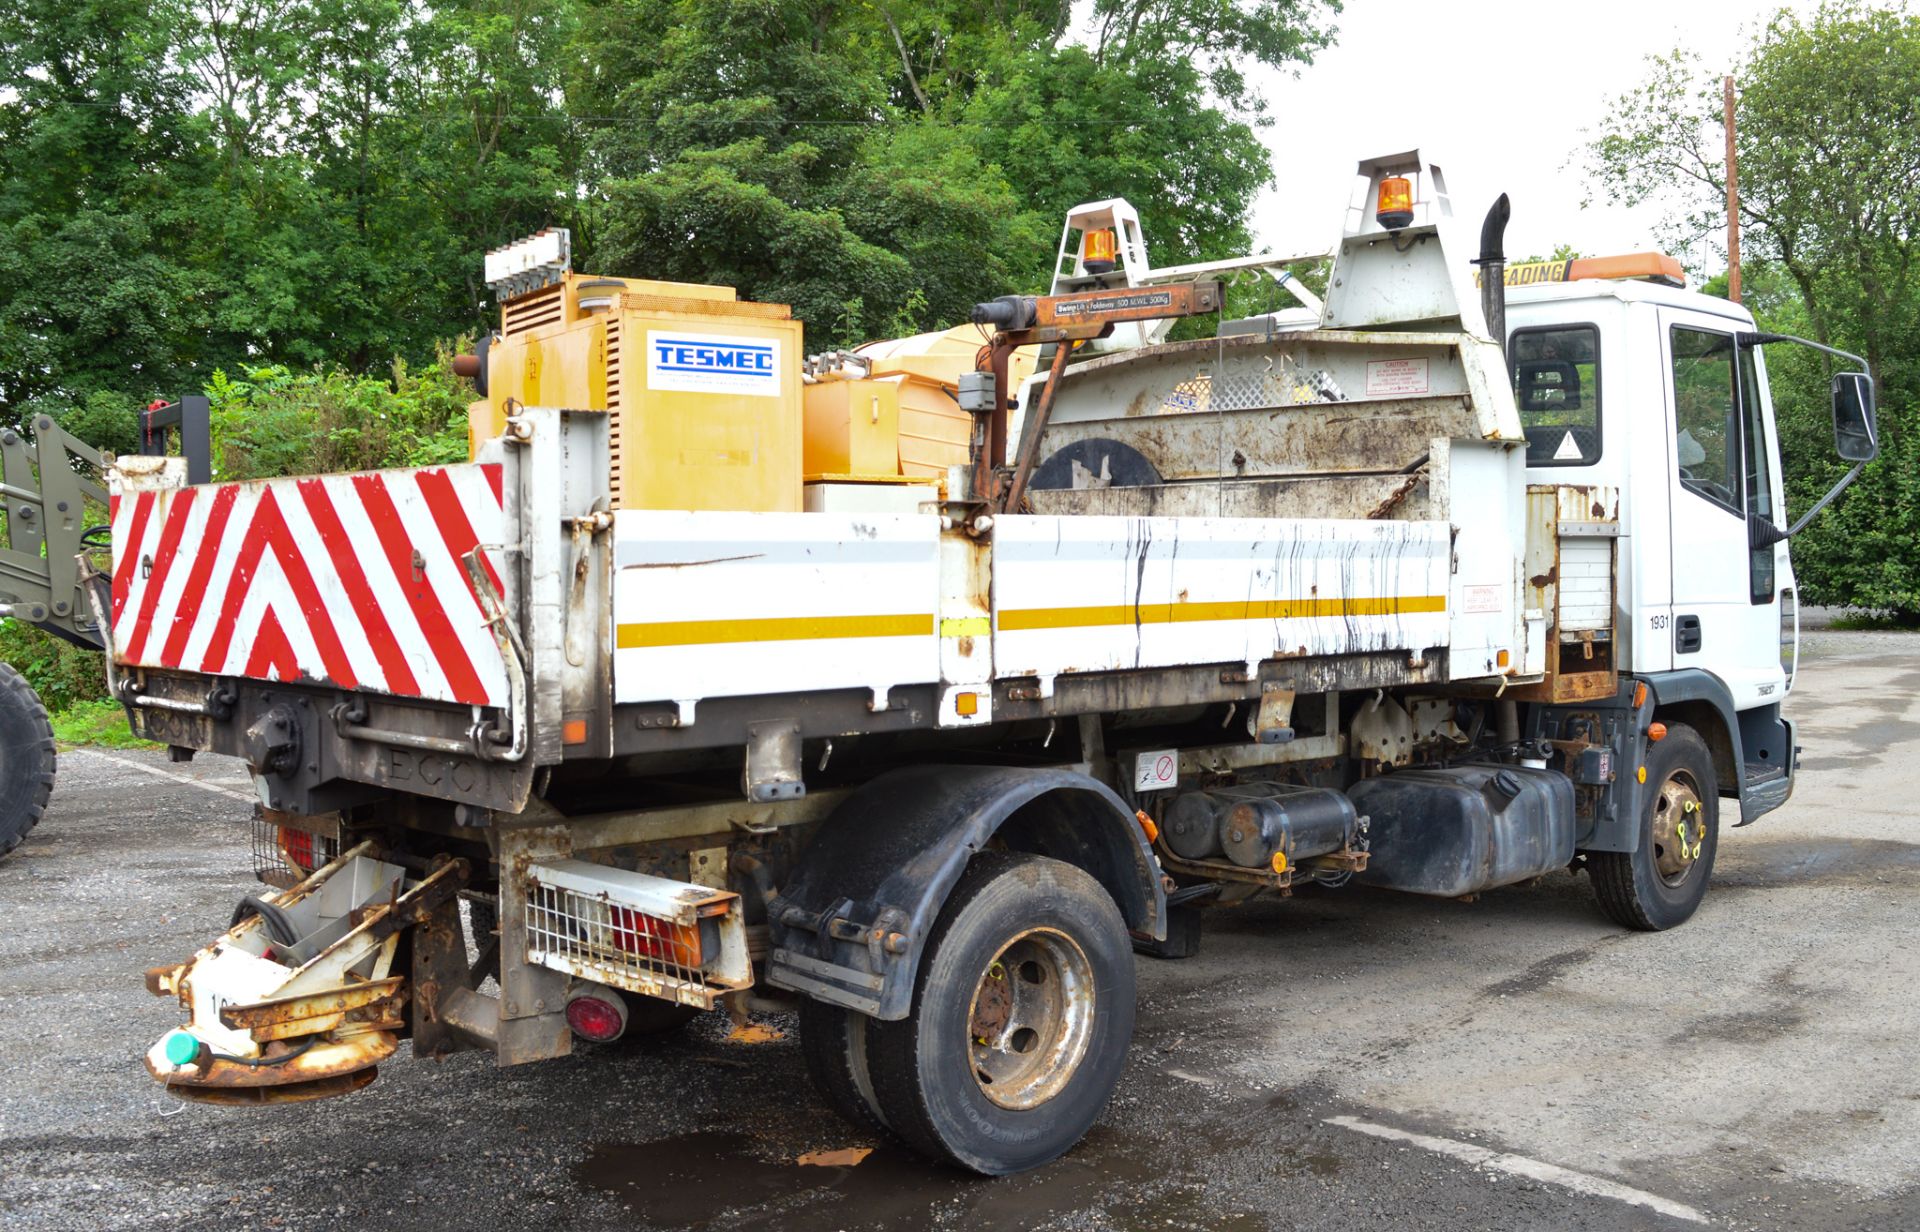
1675, 614, 1702, 654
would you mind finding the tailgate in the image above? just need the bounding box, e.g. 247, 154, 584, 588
110, 463, 511, 708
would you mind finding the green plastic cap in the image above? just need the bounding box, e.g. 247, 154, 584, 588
163, 1031, 203, 1068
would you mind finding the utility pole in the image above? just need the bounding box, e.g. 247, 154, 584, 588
1724, 75, 1741, 304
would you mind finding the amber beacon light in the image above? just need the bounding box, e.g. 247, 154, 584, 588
1081, 227, 1117, 274
1375, 176, 1415, 231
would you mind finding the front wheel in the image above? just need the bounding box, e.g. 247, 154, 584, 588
868, 852, 1135, 1175
0, 663, 55, 861
1589, 722, 1719, 930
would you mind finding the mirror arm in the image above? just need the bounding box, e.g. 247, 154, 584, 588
1737, 330, 1871, 375
1778, 461, 1867, 539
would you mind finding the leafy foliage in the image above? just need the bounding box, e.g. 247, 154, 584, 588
0, 620, 107, 714
50, 697, 155, 748
205, 351, 473, 482
1586, 2, 1920, 616
2, 0, 1338, 398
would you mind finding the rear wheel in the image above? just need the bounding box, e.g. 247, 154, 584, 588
800, 999, 890, 1135
1590, 723, 1718, 930
868, 852, 1134, 1175
0, 663, 55, 860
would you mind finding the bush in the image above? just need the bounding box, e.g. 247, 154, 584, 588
0, 620, 108, 713
206, 348, 473, 482
49, 698, 153, 748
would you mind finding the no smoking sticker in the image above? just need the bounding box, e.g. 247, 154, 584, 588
1134, 749, 1179, 792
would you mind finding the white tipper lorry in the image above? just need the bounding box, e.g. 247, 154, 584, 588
114, 150, 1878, 1174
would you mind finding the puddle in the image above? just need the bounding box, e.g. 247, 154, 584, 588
1477, 942, 1606, 998
578, 1124, 1155, 1230
1715, 836, 1920, 890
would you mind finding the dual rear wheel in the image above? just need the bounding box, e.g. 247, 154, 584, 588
802, 851, 1134, 1175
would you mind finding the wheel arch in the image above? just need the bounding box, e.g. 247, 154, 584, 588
766, 765, 1166, 1021
1645, 670, 1742, 798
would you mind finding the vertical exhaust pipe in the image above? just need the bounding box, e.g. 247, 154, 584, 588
1477, 193, 1511, 376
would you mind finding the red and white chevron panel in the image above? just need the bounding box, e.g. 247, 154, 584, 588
110, 464, 511, 708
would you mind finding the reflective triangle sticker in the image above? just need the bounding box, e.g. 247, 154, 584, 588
1553, 430, 1583, 461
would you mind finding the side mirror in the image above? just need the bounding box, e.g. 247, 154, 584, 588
1832, 373, 1879, 462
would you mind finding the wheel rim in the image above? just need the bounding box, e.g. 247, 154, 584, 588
965, 927, 1095, 1111
1650, 769, 1708, 886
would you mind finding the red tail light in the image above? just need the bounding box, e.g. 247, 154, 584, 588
278, 826, 317, 872
609, 907, 704, 967
565, 990, 628, 1043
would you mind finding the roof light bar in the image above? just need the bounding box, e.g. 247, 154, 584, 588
485, 228, 572, 301
1477, 252, 1686, 289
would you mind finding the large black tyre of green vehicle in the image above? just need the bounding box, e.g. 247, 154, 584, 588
0, 663, 55, 860
800, 998, 891, 1136
868, 851, 1135, 1175
1590, 723, 1719, 931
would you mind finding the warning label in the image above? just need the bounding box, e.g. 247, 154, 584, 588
1462, 584, 1503, 614
1134, 749, 1179, 792
1365, 357, 1430, 397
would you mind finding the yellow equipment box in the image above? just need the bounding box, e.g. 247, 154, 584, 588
475, 272, 803, 513
802, 378, 900, 476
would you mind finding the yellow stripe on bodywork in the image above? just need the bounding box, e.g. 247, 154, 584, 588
618, 595, 1444, 648
617, 612, 935, 649
997, 594, 1447, 632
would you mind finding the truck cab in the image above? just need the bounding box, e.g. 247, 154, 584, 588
1507, 267, 1799, 820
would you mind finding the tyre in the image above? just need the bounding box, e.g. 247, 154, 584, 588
800, 998, 890, 1135
869, 852, 1135, 1175
615, 992, 702, 1039
1590, 722, 1718, 931
0, 663, 55, 860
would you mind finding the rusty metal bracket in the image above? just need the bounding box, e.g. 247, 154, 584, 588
969, 281, 1222, 508
463, 545, 528, 762
999, 339, 1074, 515
743, 719, 805, 802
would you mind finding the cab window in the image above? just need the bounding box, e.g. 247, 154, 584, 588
1511, 326, 1600, 466
1740, 345, 1777, 604
1669, 326, 1741, 512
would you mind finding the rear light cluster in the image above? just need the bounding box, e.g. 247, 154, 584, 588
566, 986, 629, 1043
279, 827, 319, 872
609, 906, 709, 967
249, 815, 340, 889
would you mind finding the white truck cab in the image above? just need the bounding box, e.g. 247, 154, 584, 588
1506, 270, 1815, 822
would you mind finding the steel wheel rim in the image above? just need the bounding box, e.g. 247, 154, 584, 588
1650, 769, 1707, 886
965, 927, 1095, 1110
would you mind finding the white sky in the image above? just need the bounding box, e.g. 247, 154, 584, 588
1240, 0, 1829, 266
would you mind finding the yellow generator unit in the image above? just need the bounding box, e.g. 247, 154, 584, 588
473, 231, 804, 513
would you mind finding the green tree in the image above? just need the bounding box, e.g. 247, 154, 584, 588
1585, 1, 1920, 617
577, 0, 1338, 347
0, 0, 217, 437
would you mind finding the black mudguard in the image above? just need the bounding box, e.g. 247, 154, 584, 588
766, 765, 1165, 1019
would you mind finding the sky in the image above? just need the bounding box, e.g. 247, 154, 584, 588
1237, 0, 1830, 269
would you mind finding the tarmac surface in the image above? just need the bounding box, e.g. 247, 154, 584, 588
3, 628, 1917, 1230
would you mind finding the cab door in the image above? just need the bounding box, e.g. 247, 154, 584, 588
1660, 309, 1787, 707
